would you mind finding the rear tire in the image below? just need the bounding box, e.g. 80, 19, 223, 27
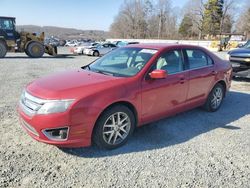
26, 42, 45, 58
93, 51, 99, 57
204, 83, 225, 112
93, 105, 135, 149
0, 41, 7, 58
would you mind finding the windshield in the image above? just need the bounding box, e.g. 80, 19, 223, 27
117, 41, 128, 47
0, 18, 14, 30
86, 47, 158, 77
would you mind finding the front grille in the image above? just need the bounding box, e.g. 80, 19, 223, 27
21, 119, 39, 137
20, 91, 44, 116
230, 57, 250, 64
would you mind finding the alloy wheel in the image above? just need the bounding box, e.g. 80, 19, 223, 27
102, 112, 131, 145
211, 87, 223, 109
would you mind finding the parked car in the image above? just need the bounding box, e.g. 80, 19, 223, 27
84, 43, 117, 56
73, 42, 99, 55
59, 39, 66, 46
237, 40, 250, 48
18, 44, 232, 149
65, 40, 78, 47
227, 40, 250, 78
44, 37, 62, 47
114, 41, 139, 47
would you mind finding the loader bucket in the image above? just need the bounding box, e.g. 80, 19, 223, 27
45, 45, 57, 56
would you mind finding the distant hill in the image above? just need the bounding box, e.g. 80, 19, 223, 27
16, 25, 109, 40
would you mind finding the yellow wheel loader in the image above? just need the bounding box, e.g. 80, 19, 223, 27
0, 16, 57, 58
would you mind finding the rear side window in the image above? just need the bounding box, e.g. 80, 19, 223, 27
186, 49, 213, 69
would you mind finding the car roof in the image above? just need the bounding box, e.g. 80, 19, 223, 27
0, 16, 16, 20
125, 43, 205, 50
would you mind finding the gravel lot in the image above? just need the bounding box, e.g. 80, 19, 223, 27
0, 48, 249, 188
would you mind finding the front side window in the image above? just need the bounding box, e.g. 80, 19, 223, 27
186, 49, 213, 69
156, 50, 184, 74
87, 47, 158, 77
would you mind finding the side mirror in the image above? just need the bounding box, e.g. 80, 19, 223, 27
149, 70, 167, 79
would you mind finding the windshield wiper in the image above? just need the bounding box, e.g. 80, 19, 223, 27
94, 70, 114, 76
81, 64, 92, 71
82, 66, 121, 77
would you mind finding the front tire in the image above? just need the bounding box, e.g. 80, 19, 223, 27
0, 41, 7, 58
93, 105, 135, 149
26, 42, 45, 58
24, 49, 30, 57
204, 83, 225, 112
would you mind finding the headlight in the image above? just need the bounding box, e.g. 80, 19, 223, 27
245, 58, 250, 62
20, 90, 75, 116
37, 99, 75, 115
226, 54, 230, 61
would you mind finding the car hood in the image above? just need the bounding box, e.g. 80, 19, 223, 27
229, 48, 250, 57
26, 70, 125, 99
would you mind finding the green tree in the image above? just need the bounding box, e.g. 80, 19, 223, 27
179, 14, 193, 38
203, 0, 224, 36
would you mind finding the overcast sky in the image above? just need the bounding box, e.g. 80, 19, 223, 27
0, 0, 247, 31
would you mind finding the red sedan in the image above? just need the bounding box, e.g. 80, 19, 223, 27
18, 44, 232, 149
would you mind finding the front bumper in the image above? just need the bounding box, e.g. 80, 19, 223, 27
231, 61, 250, 78
84, 49, 94, 55
232, 69, 250, 78
18, 105, 92, 148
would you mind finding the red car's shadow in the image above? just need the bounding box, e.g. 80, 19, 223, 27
60, 91, 250, 157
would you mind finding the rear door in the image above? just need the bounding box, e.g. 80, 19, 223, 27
183, 49, 216, 103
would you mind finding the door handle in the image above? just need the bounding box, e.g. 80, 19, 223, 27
179, 77, 185, 84
211, 71, 217, 75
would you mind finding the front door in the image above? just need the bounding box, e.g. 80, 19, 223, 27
141, 49, 189, 124
0, 18, 16, 41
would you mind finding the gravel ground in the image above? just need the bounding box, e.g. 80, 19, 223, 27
0, 48, 249, 188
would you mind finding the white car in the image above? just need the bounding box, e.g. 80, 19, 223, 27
84, 43, 117, 56
73, 43, 99, 54
65, 40, 78, 47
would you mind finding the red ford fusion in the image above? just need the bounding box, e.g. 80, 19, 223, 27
18, 44, 232, 149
